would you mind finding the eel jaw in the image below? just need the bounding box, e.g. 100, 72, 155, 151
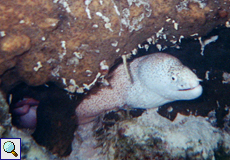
178, 84, 201, 91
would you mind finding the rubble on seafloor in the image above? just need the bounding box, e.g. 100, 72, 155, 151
7, 127, 59, 160
67, 108, 230, 160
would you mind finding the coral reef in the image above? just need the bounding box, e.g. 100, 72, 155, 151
94, 109, 230, 160
0, 27, 230, 159
67, 108, 230, 159
8, 127, 58, 160
0, 91, 11, 137
0, 0, 230, 159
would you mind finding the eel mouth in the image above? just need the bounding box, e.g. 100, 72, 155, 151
178, 84, 201, 91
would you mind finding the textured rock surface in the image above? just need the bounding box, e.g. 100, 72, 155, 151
0, 91, 11, 137
68, 108, 230, 160
0, 0, 229, 92
8, 127, 58, 160
110, 109, 221, 159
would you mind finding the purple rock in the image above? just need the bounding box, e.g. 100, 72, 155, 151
12, 104, 30, 116
19, 106, 37, 129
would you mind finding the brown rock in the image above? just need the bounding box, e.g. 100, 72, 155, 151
0, 34, 31, 54
0, 59, 17, 75
0, 0, 229, 91
0, 34, 31, 75
37, 18, 59, 31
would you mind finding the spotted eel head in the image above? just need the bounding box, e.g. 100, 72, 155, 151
138, 53, 203, 101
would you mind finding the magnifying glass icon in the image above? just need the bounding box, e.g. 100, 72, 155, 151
3, 141, 18, 157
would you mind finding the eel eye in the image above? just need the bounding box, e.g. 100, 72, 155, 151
172, 76, 177, 81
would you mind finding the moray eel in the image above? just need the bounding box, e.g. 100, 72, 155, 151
76, 53, 203, 124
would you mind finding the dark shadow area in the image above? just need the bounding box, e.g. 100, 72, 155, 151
8, 82, 78, 157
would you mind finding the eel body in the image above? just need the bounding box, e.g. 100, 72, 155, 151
76, 53, 203, 124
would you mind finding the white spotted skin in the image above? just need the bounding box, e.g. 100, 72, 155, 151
126, 53, 202, 108
76, 53, 203, 124
76, 63, 131, 124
